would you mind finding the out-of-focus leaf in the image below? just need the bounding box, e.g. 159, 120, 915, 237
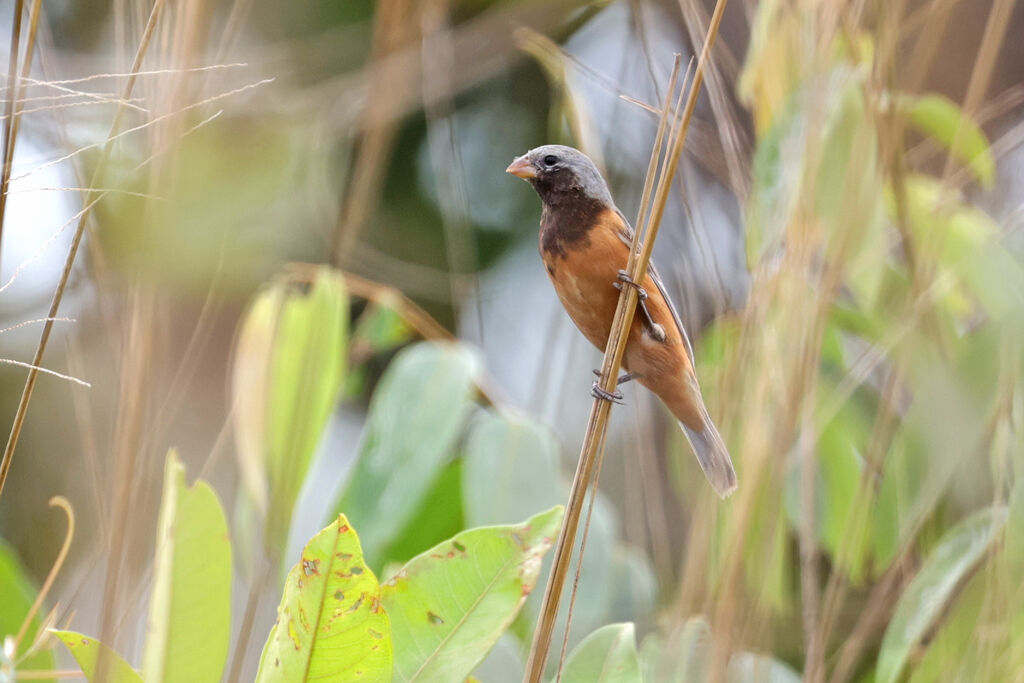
376, 459, 464, 570
873, 342, 987, 572
0, 540, 55, 678
255, 514, 391, 683
560, 623, 642, 683
345, 301, 415, 397
381, 506, 563, 682
332, 342, 480, 564
641, 616, 710, 683
142, 451, 232, 683
785, 371, 873, 583
727, 652, 802, 683
906, 572, 986, 683
876, 506, 1008, 683
471, 634, 524, 682
738, 1, 802, 135
463, 411, 562, 528
52, 631, 142, 683
608, 547, 657, 626
899, 93, 995, 187
233, 266, 348, 553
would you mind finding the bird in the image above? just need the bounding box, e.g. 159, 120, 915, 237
506, 144, 737, 498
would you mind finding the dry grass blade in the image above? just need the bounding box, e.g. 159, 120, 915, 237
0, 0, 166, 500
0, 0, 25, 264
523, 1, 732, 677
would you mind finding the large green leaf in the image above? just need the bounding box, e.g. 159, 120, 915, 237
462, 411, 562, 528
142, 450, 232, 683
560, 623, 642, 683
233, 266, 348, 553
876, 506, 1008, 683
382, 506, 563, 682
333, 342, 480, 564
899, 93, 995, 187
52, 630, 142, 683
0, 540, 55, 679
256, 514, 392, 683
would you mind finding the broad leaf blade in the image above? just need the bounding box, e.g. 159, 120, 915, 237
333, 342, 480, 563
233, 266, 349, 552
463, 411, 562, 528
52, 630, 142, 683
142, 451, 232, 683
255, 514, 391, 683
876, 506, 1008, 683
560, 623, 642, 683
382, 506, 563, 682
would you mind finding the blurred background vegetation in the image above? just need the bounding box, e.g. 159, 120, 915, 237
0, 0, 1023, 681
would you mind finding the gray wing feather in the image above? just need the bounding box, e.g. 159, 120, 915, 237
614, 213, 696, 365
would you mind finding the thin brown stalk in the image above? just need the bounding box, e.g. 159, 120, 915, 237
0, 0, 25, 265
524, 0, 731, 674
0, 0, 166, 503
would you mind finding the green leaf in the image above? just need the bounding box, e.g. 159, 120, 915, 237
333, 342, 480, 564
0, 540, 56, 678
142, 450, 232, 683
376, 459, 465, 569
233, 266, 348, 553
560, 623, 642, 683
900, 93, 995, 187
641, 616, 710, 683
727, 652, 802, 683
382, 506, 563, 682
52, 630, 142, 683
876, 506, 1008, 683
462, 411, 562, 528
256, 514, 392, 683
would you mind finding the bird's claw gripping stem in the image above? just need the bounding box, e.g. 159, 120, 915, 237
591, 381, 624, 404
614, 270, 667, 342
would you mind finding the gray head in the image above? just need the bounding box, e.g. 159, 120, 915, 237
505, 144, 615, 208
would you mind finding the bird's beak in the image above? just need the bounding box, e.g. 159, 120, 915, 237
505, 155, 536, 179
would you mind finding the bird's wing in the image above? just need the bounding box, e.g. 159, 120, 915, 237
613, 210, 696, 366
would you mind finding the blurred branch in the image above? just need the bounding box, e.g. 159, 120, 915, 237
330, 0, 419, 266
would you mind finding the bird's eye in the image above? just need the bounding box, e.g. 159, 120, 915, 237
542, 154, 559, 167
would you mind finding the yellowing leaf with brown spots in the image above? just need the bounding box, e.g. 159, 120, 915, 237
255, 514, 392, 683
52, 630, 143, 683
381, 506, 563, 682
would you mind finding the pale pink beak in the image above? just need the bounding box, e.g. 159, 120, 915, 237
505, 155, 536, 179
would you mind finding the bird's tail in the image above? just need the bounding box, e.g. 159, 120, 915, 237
678, 406, 737, 498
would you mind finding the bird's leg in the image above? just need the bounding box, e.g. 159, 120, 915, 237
592, 369, 635, 385
614, 270, 667, 342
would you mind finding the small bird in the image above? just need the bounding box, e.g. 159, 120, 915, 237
506, 144, 737, 498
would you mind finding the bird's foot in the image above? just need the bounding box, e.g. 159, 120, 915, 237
613, 270, 648, 300
592, 369, 635, 386
591, 381, 624, 404
613, 271, 667, 342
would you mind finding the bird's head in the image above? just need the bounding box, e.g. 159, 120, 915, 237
505, 144, 614, 208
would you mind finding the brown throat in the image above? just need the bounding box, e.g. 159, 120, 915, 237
538, 192, 607, 259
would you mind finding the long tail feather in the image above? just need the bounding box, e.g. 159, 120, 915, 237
679, 408, 737, 498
